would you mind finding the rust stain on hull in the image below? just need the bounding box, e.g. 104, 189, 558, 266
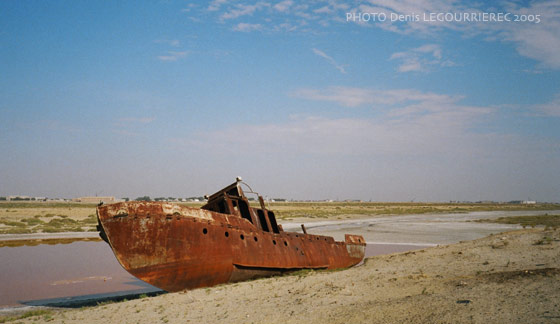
97, 179, 365, 292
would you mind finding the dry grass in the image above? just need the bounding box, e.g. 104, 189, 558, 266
0, 309, 54, 323
264, 202, 560, 220
1, 201, 559, 234
475, 214, 560, 228
0, 202, 98, 234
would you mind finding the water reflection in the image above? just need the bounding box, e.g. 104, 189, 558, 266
0, 237, 100, 248
0, 239, 426, 308
0, 241, 160, 308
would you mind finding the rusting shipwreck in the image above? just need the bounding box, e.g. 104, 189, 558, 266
97, 178, 365, 292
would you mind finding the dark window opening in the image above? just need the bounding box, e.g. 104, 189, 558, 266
218, 201, 227, 214
257, 210, 269, 232
268, 211, 280, 233
238, 200, 252, 224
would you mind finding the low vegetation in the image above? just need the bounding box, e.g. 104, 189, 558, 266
265, 202, 560, 220
0, 202, 98, 234
2, 214, 98, 234
475, 214, 560, 228
0, 309, 53, 323
1, 201, 558, 234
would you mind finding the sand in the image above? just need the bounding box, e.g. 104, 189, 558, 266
6, 227, 559, 324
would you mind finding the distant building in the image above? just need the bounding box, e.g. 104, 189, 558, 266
6, 195, 31, 201
73, 196, 115, 204
522, 200, 536, 205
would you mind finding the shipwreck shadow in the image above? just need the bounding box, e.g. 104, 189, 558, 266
20, 282, 165, 308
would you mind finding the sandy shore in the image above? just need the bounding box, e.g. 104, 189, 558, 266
6, 227, 559, 324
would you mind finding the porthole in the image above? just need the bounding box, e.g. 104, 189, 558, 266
273, 240, 277, 245
240, 234, 245, 240
284, 241, 288, 246
203, 228, 208, 234
225, 231, 229, 237
254, 237, 258, 242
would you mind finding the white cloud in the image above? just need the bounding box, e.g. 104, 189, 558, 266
221, 2, 269, 20
181, 3, 197, 13
157, 51, 189, 62
534, 94, 560, 117
208, 0, 228, 11
154, 39, 180, 47
368, 0, 457, 16
178, 88, 496, 188
189, 87, 492, 154
233, 22, 263, 32
293, 86, 457, 108
390, 44, 453, 72
312, 48, 347, 74
351, 1, 560, 70
503, 2, 560, 69
273, 22, 297, 31
415, 44, 441, 59
200, 1, 559, 69
168, 86, 559, 201
314, 6, 332, 14
274, 0, 293, 13
357, 0, 467, 34
293, 4, 314, 20
396, 58, 423, 72
178, 113, 557, 201
289, 86, 493, 154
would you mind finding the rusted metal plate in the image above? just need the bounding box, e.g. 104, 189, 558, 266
97, 180, 365, 292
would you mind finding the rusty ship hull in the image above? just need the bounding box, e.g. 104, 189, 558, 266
97, 180, 365, 292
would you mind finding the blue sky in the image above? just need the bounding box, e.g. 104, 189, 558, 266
1, 0, 559, 202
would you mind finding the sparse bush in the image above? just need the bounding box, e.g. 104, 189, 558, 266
21, 218, 44, 226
